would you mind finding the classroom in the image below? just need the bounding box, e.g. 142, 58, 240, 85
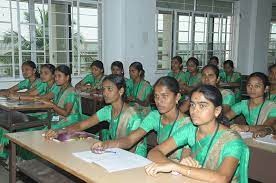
0, 0, 275, 183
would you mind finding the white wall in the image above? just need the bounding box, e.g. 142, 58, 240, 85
102, 0, 163, 85
236, 0, 272, 74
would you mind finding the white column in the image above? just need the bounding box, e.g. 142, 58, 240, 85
102, 0, 158, 83
236, 0, 272, 74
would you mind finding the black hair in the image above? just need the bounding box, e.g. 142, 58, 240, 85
55, 65, 72, 83
202, 64, 220, 78
41, 64, 56, 75
22, 60, 40, 78
172, 56, 183, 70
111, 61, 124, 76
190, 85, 223, 122
223, 60, 234, 68
91, 60, 104, 73
209, 56, 219, 65
247, 72, 269, 88
103, 74, 126, 101
187, 57, 199, 67
130, 62, 145, 79
153, 76, 180, 95
268, 63, 276, 73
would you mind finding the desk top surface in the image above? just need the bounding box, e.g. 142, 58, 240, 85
6, 130, 204, 183
0, 97, 51, 111
244, 138, 276, 153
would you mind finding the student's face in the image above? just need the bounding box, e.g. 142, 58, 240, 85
208, 59, 218, 66
129, 66, 140, 80
55, 70, 69, 86
154, 85, 180, 114
189, 92, 221, 126
111, 66, 123, 75
201, 67, 219, 86
223, 64, 233, 74
91, 66, 103, 78
268, 67, 276, 84
187, 61, 197, 73
246, 76, 266, 99
22, 65, 35, 79
171, 59, 182, 72
40, 67, 54, 82
102, 80, 123, 104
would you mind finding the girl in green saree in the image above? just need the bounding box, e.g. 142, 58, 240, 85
179, 57, 202, 114
9, 64, 59, 101
145, 85, 249, 183
75, 60, 105, 93
91, 76, 191, 160
167, 56, 186, 84
201, 64, 235, 114
40, 65, 82, 130
0, 61, 42, 97
111, 61, 132, 97
220, 60, 241, 102
267, 64, 276, 101
127, 62, 152, 119
45, 74, 146, 157
226, 72, 276, 133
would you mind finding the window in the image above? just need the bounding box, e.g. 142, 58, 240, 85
0, 0, 102, 78
268, 6, 276, 67
156, 0, 234, 70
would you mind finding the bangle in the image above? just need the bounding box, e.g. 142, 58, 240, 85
186, 167, 192, 176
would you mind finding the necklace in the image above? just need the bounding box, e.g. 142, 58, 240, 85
110, 102, 124, 139
158, 110, 179, 143
194, 123, 219, 167
247, 100, 265, 125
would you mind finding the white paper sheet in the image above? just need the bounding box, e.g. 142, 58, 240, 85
73, 148, 152, 172
239, 132, 253, 139
255, 135, 276, 145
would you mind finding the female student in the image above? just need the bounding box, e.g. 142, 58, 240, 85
0, 61, 42, 96
45, 74, 147, 156
167, 56, 186, 84
9, 64, 59, 101
127, 62, 152, 119
91, 76, 191, 160
145, 85, 249, 183
226, 72, 276, 133
201, 64, 235, 114
40, 65, 83, 129
75, 60, 105, 92
268, 64, 276, 101
111, 61, 132, 97
181, 57, 202, 93
220, 60, 241, 102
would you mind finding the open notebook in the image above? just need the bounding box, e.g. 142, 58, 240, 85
73, 148, 152, 172
255, 135, 276, 145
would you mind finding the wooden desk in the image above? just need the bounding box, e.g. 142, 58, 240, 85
6, 130, 204, 183
244, 138, 276, 183
0, 98, 52, 183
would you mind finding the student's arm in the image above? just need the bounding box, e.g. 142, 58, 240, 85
225, 109, 237, 120
45, 113, 100, 140
145, 157, 238, 183
135, 94, 151, 107
222, 105, 231, 114
91, 128, 147, 152
0, 84, 20, 96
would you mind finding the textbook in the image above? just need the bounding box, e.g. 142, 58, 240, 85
73, 148, 152, 172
